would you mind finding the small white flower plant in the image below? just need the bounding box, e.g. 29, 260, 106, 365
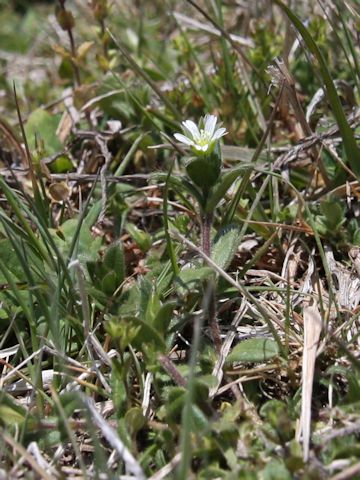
173, 114, 230, 351
174, 114, 227, 201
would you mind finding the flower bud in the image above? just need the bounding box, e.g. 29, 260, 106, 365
55, 5, 75, 31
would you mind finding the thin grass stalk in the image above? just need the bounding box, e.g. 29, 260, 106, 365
107, 29, 181, 120
321, 0, 360, 89
298, 301, 322, 461
163, 159, 180, 276
177, 283, 207, 480
170, 11, 216, 107
0, 256, 38, 351
173, 231, 286, 356
114, 134, 145, 177
274, 0, 360, 178
224, 82, 284, 225
50, 386, 89, 478
231, 175, 271, 249
239, 231, 278, 277
251, 166, 339, 319
185, 0, 267, 131
211, 0, 237, 97
1, 432, 53, 480
284, 272, 291, 359
0, 178, 51, 265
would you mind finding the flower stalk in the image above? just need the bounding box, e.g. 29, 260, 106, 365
201, 211, 222, 353
201, 212, 213, 258
174, 114, 227, 352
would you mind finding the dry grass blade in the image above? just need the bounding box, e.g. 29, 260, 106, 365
209, 299, 247, 398
173, 12, 254, 47
0, 117, 27, 166
1, 432, 54, 480
148, 453, 182, 480
1, 1, 360, 477
298, 300, 323, 461
184, 0, 266, 130
329, 461, 360, 480
12, 84, 39, 192
0, 344, 19, 359
316, 420, 360, 446
81, 394, 146, 480
172, 231, 284, 354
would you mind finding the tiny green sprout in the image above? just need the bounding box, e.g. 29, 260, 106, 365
174, 114, 227, 156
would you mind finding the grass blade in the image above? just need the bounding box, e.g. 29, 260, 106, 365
274, 0, 360, 177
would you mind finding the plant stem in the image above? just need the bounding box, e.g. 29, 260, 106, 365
201, 212, 212, 257
57, 0, 81, 86
201, 212, 222, 352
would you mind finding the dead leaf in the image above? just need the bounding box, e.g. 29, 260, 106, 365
297, 300, 322, 461
48, 182, 70, 203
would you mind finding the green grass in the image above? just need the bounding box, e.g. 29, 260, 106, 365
0, 1, 360, 479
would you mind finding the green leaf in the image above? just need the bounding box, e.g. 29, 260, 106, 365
126, 316, 166, 351
353, 228, 360, 246
111, 361, 127, 412
52, 219, 102, 265
125, 407, 146, 436
0, 391, 28, 426
211, 224, 241, 270
186, 157, 220, 189
106, 316, 141, 351
117, 284, 140, 317
320, 199, 345, 230
226, 338, 279, 364
103, 241, 125, 285
152, 301, 176, 335
165, 386, 187, 423
260, 400, 294, 442
145, 289, 161, 324
263, 460, 292, 480
205, 166, 248, 213
84, 200, 103, 228
139, 277, 153, 320
177, 266, 213, 295
25, 108, 62, 155
126, 223, 152, 253
0, 239, 28, 282
178, 266, 213, 284
101, 270, 119, 295
50, 155, 73, 173
274, 0, 360, 178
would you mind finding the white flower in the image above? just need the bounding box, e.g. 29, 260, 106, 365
174, 114, 227, 155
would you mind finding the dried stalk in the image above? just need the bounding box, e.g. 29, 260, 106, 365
297, 300, 322, 461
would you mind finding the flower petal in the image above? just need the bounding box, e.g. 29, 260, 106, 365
182, 120, 200, 139
174, 133, 194, 146
212, 127, 227, 140
204, 114, 217, 138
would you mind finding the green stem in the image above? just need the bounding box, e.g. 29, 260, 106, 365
164, 159, 180, 276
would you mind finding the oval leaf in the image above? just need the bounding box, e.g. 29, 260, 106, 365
211, 224, 241, 270
226, 338, 279, 364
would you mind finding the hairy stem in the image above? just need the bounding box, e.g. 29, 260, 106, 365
201, 212, 212, 257
201, 212, 221, 352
